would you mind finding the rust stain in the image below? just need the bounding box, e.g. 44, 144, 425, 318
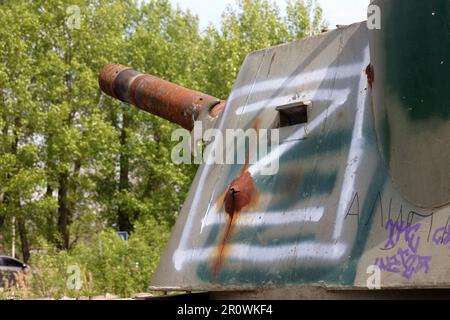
365, 64, 375, 88
212, 118, 261, 277
213, 164, 257, 277
224, 165, 256, 215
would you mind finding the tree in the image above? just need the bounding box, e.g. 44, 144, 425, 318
200, 0, 326, 99
0, 0, 55, 262
0, 0, 326, 294
285, 0, 326, 40
96, 0, 204, 230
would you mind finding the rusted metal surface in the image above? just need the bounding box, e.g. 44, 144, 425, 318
365, 64, 374, 88
223, 165, 256, 216
213, 163, 258, 277
209, 101, 226, 119
99, 64, 225, 130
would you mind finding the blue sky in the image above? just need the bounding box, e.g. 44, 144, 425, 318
168, 0, 371, 30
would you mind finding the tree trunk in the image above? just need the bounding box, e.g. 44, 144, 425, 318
57, 170, 70, 249
118, 112, 132, 232
8, 119, 31, 262
17, 217, 30, 263
45, 185, 56, 244
55, 35, 76, 250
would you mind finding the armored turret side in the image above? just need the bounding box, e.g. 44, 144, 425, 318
149, 14, 450, 291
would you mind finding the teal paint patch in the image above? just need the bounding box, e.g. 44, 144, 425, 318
297, 170, 338, 200
277, 129, 352, 161
227, 227, 314, 247
254, 170, 338, 212
196, 260, 344, 286
255, 170, 338, 195
201, 222, 315, 247
203, 224, 221, 248
380, 111, 391, 165
380, 0, 450, 121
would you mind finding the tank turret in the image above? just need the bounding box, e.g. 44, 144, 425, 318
98, 0, 450, 298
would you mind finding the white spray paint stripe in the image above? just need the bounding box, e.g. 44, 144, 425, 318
201, 206, 325, 229
173, 43, 369, 271
173, 54, 267, 271
174, 97, 236, 271
332, 70, 368, 240
200, 205, 222, 233
184, 242, 348, 265
175, 82, 356, 270
231, 62, 364, 103
236, 88, 346, 115
248, 88, 351, 176
188, 86, 349, 268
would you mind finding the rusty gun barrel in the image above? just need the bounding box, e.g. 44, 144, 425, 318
99, 64, 225, 130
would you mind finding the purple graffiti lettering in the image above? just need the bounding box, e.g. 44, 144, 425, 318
397, 248, 417, 280
386, 255, 401, 273
375, 255, 401, 273
415, 255, 432, 274
383, 219, 421, 253
384, 220, 407, 250
375, 247, 432, 280
432, 226, 450, 246
405, 223, 420, 253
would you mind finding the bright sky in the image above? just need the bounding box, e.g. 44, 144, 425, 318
168, 0, 371, 30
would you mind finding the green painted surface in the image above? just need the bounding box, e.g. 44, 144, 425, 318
379, 0, 450, 121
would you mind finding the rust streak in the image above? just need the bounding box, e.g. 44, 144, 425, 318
224, 166, 255, 215
213, 118, 261, 277
366, 64, 375, 89
213, 209, 237, 277
213, 164, 257, 277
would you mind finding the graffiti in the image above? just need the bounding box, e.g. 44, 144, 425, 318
433, 228, 450, 246
382, 219, 421, 253
374, 218, 432, 279
432, 217, 450, 247
372, 210, 450, 280
375, 248, 432, 280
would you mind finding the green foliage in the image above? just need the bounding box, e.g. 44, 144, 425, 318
286, 0, 326, 39
0, 0, 326, 297
11, 217, 169, 298
199, 0, 325, 98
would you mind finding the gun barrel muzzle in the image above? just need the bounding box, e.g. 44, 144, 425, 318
99, 64, 224, 130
